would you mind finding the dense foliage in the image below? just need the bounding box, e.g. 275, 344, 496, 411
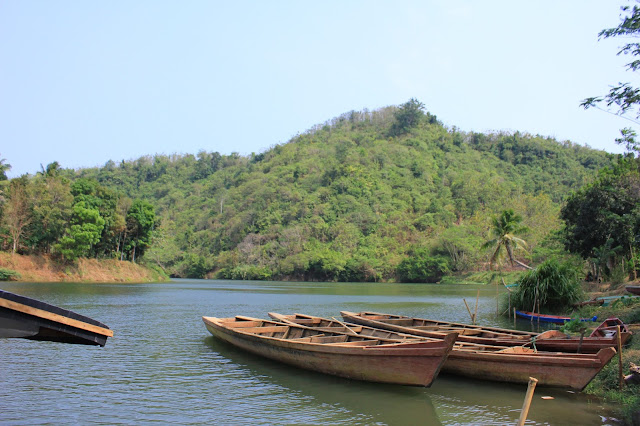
511, 258, 583, 312
561, 156, 640, 281
26, 101, 609, 280
0, 167, 156, 263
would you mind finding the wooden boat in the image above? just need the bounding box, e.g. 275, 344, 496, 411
340, 311, 625, 353
515, 310, 597, 324
626, 285, 640, 296
201, 315, 457, 387
590, 317, 630, 338
0, 289, 113, 346
277, 313, 616, 390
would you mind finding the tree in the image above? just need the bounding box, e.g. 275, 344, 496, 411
0, 155, 10, 181
29, 171, 73, 253
389, 98, 425, 136
123, 200, 156, 262
1, 178, 32, 253
561, 158, 640, 279
581, 3, 640, 151
55, 202, 105, 261
482, 209, 530, 270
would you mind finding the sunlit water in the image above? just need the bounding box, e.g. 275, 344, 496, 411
0, 280, 617, 425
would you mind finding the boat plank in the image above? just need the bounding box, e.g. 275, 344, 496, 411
0, 297, 113, 337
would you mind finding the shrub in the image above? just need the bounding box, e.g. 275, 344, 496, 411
397, 249, 450, 283
512, 258, 583, 312
0, 268, 20, 281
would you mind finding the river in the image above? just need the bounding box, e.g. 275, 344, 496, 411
0, 279, 617, 425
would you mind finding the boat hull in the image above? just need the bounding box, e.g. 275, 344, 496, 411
443, 347, 615, 391
341, 311, 616, 390
202, 316, 455, 387
340, 311, 622, 354
0, 290, 113, 346
515, 310, 597, 324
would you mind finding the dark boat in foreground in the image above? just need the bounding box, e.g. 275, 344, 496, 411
202, 315, 457, 387
515, 310, 597, 324
0, 289, 113, 346
339, 311, 626, 353
276, 313, 616, 390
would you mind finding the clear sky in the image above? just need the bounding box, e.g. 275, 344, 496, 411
0, 1, 636, 178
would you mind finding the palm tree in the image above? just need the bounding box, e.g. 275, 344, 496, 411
482, 209, 531, 270
0, 155, 11, 181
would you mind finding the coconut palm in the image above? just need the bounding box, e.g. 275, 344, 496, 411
0, 155, 11, 181
482, 209, 531, 270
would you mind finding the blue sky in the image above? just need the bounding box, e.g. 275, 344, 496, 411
0, 1, 636, 177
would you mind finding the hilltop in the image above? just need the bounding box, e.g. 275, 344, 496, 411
74, 101, 613, 281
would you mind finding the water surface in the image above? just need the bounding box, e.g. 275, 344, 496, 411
0, 280, 616, 425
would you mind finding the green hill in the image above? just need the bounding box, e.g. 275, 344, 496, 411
74, 101, 613, 281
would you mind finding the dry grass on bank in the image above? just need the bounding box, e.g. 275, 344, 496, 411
0, 252, 166, 283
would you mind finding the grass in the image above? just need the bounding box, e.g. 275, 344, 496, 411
577, 297, 640, 424
0, 252, 168, 283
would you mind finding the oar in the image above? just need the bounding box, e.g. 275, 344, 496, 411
331, 317, 361, 336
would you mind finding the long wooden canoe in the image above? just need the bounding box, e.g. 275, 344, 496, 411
515, 310, 598, 324
202, 315, 456, 387
336, 312, 616, 390
0, 289, 113, 346
340, 311, 629, 353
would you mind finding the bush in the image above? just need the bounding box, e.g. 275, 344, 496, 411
397, 249, 450, 283
0, 268, 20, 281
511, 258, 583, 312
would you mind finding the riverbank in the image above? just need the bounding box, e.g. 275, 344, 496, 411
0, 252, 168, 283
574, 294, 640, 424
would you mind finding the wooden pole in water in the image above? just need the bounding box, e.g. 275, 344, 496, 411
474, 290, 480, 324
514, 307, 517, 327
618, 325, 624, 390
463, 299, 474, 323
496, 281, 499, 316
517, 377, 539, 426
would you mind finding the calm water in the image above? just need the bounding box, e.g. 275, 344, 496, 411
0, 280, 617, 425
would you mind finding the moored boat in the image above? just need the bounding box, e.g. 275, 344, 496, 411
0, 289, 113, 346
626, 285, 640, 296
340, 311, 623, 353
202, 315, 457, 387
590, 317, 631, 338
279, 312, 616, 390
515, 310, 597, 324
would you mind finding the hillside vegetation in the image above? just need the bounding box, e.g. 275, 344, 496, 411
66, 101, 612, 281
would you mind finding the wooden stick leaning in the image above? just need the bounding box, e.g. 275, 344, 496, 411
517, 377, 539, 426
463, 299, 474, 324
618, 325, 624, 390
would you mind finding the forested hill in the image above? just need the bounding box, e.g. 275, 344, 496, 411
76, 101, 613, 281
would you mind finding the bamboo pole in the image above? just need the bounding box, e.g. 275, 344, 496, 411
496, 281, 499, 316
514, 307, 517, 327
474, 290, 480, 324
463, 299, 474, 323
517, 377, 539, 426
618, 325, 624, 390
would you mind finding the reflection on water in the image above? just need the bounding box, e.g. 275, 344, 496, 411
0, 279, 617, 425
205, 337, 441, 425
